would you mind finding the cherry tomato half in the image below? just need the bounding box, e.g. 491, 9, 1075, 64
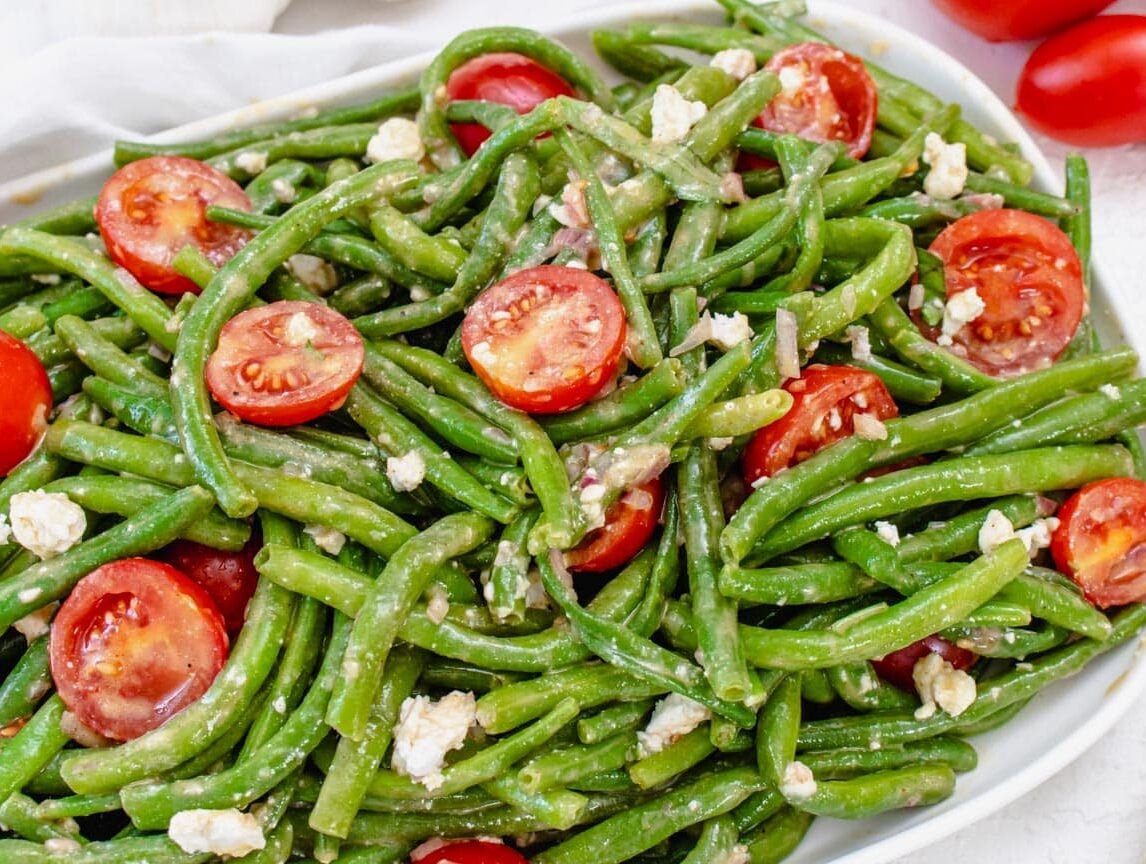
49, 558, 228, 741
754, 42, 878, 160
0, 331, 52, 477
461, 265, 626, 414
872, 635, 977, 693
161, 536, 260, 637
930, 0, 1115, 42
566, 476, 665, 574
742, 364, 898, 486
95, 155, 252, 295
1051, 477, 1146, 608
414, 839, 530, 864
919, 209, 1084, 377
446, 52, 574, 156
205, 300, 365, 427
1016, 15, 1146, 147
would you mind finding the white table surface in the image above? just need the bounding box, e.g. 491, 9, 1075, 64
5, 1, 1146, 861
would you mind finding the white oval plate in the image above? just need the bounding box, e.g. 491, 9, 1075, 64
1, 3, 1144, 863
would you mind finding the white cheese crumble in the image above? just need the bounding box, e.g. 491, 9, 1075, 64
907, 282, 925, 311
387, 451, 427, 493
303, 524, 346, 556
285, 254, 338, 295
282, 311, 320, 348
392, 691, 476, 790
873, 520, 901, 547
853, 413, 888, 441
921, 133, 968, 200
709, 48, 757, 81
9, 490, 86, 560
1015, 517, 1060, 557
669, 311, 754, 356
168, 808, 266, 858
549, 178, 591, 229
977, 508, 1016, 555
779, 760, 817, 801
637, 693, 711, 758
777, 64, 808, 96
775, 308, 800, 380
426, 584, 450, 625
912, 652, 977, 720
271, 177, 296, 204
13, 605, 54, 641
650, 84, 707, 143
366, 117, 426, 164
846, 324, 871, 362
43, 838, 82, 854
1100, 383, 1122, 400
234, 151, 268, 175
937, 287, 985, 347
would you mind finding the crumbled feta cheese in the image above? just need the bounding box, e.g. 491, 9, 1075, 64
707, 436, 734, 451
392, 691, 476, 790
873, 520, 900, 547
387, 451, 426, 493
724, 844, 751, 864
669, 311, 753, 356
168, 808, 266, 858
285, 254, 338, 294
779, 761, 817, 801
921, 133, 967, 200
31, 273, 62, 285
650, 84, 707, 143
912, 652, 976, 719
937, 287, 985, 347
549, 178, 591, 229
13, 604, 54, 641
43, 838, 82, 854
845, 325, 872, 362
977, 508, 1016, 555
282, 311, 320, 348
9, 490, 86, 560
1100, 383, 1122, 400
709, 48, 757, 81
234, 151, 268, 175
637, 693, 711, 758
366, 117, 426, 164
853, 413, 888, 441
1015, 517, 1060, 557
426, 584, 450, 625
303, 524, 346, 556
907, 282, 925, 311
271, 177, 296, 204
600, 444, 672, 492
775, 308, 800, 380
777, 64, 808, 96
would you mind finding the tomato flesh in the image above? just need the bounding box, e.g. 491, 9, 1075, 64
413, 839, 530, 864
754, 42, 878, 159
446, 52, 574, 156
49, 558, 228, 741
206, 300, 365, 427
566, 476, 665, 573
161, 537, 260, 637
461, 265, 626, 414
742, 364, 898, 486
95, 155, 252, 295
1051, 477, 1146, 608
872, 635, 977, 693
930, 0, 1116, 42
1016, 15, 1146, 147
0, 332, 52, 477
919, 209, 1084, 377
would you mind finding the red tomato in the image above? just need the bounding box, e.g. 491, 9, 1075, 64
566, 476, 665, 573
754, 42, 877, 159
161, 537, 260, 637
1016, 15, 1146, 147
930, 0, 1115, 42
919, 209, 1083, 377
49, 558, 228, 741
414, 840, 530, 864
95, 155, 252, 295
205, 300, 364, 427
872, 635, 977, 692
742, 364, 898, 485
1051, 477, 1146, 608
461, 265, 626, 414
445, 52, 574, 156
0, 332, 52, 476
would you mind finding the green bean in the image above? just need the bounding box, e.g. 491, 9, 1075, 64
962, 172, 1078, 219
484, 775, 588, 831
518, 731, 636, 794
755, 673, 802, 786
0, 636, 52, 727
796, 764, 956, 818
209, 123, 378, 178
0, 835, 210, 863
740, 806, 813, 864
577, 700, 655, 745
719, 561, 880, 607
0, 694, 69, 803
0, 792, 84, 844
814, 341, 943, 405
591, 29, 689, 82
627, 724, 715, 790
801, 736, 977, 779
486, 508, 539, 623
368, 205, 468, 283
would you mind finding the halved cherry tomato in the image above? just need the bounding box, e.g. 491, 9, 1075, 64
461, 265, 626, 414
413, 839, 530, 864
205, 300, 365, 427
49, 558, 228, 741
918, 209, 1084, 377
161, 536, 260, 637
872, 635, 977, 692
1016, 15, 1146, 147
95, 155, 252, 295
930, 0, 1115, 42
566, 476, 665, 573
1051, 477, 1146, 608
446, 52, 574, 156
0, 332, 52, 476
742, 364, 898, 485
753, 42, 878, 160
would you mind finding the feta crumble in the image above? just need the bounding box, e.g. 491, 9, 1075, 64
13, 605, 54, 641
921, 133, 968, 200
549, 178, 591, 229
392, 691, 476, 790
852, 413, 888, 441
977, 508, 1016, 555
873, 520, 901, 547
168, 808, 266, 858
282, 311, 319, 348
775, 308, 800, 380
912, 652, 976, 720
303, 524, 346, 556
669, 311, 753, 356
779, 761, 817, 801
9, 490, 86, 560
1015, 517, 1060, 557
637, 693, 711, 758
710, 48, 757, 81
271, 177, 296, 204
846, 324, 871, 362
650, 84, 707, 143
285, 254, 338, 294
1100, 383, 1122, 400
937, 287, 985, 347
366, 117, 426, 164
234, 151, 268, 175
387, 451, 427, 493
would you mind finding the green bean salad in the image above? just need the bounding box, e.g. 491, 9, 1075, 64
1, 0, 1145, 862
